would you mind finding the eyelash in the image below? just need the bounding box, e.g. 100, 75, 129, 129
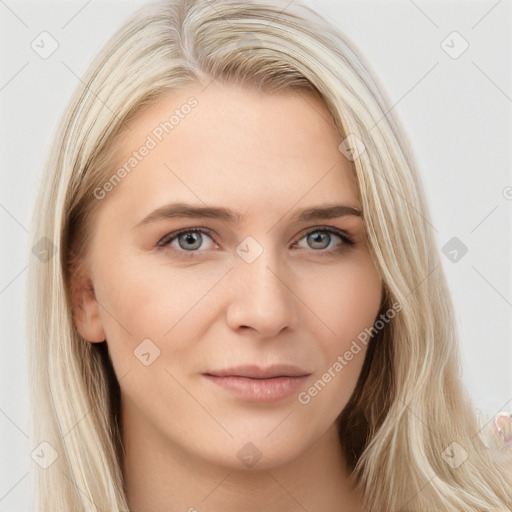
156, 226, 355, 258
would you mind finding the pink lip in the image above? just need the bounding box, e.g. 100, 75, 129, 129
203, 364, 311, 402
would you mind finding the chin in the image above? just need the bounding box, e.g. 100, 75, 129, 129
200, 435, 307, 472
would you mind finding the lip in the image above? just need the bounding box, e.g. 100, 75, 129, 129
203, 364, 311, 403
205, 364, 311, 379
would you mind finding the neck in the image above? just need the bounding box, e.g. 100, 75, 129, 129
122, 401, 364, 512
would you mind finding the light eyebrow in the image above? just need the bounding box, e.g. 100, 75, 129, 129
134, 202, 362, 229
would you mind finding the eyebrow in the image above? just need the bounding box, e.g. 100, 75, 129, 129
135, 202, 362, 229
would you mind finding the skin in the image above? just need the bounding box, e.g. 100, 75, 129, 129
72, 80, 383, 512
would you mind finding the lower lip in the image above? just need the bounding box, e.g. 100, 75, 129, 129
203, 374, 310, 402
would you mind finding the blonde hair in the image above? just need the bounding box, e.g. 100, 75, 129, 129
26, 0, 511, 510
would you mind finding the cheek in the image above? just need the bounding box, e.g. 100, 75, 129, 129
295, 259, 381, 420
92, 251, 230, 364
296, 254, 381, 388
295, 255, 382, 344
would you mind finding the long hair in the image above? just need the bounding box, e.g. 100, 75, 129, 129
26, 0, 511, 510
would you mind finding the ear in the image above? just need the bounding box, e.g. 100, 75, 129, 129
69, 259, 106, 343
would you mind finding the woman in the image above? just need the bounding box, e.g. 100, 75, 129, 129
26, 0, 511, 510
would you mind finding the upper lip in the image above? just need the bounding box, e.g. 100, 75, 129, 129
204, 364, 311, 379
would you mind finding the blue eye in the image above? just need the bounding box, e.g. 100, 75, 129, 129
295, 228, 353, 253
157, 228, 215, 252
156, 226, 354, 257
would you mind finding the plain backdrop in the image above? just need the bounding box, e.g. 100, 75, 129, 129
1, 0, 511, 509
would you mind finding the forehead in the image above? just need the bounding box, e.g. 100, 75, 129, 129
102, 81, 359, 219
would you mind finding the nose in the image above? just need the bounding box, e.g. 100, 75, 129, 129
225, 244, 299, 337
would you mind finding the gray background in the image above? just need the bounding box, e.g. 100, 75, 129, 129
1, 0, 511, 509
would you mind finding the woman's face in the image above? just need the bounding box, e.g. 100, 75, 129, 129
74, 81, 383, 470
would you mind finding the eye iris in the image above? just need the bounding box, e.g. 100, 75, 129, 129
308, 231, 330, 249
178, 232, 202, 250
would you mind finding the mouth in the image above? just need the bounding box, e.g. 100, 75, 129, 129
202, 364, 312, 402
